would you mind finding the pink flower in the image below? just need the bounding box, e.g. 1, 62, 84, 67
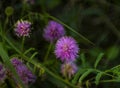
0, 64, 6, 83
43, 20, 65, 42
14, 20, 31, 37
11, 58, 36, 85
61, 62, 77, 79
55, 36, 79, 62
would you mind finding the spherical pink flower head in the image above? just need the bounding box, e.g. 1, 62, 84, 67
61, 62, 77, 79
11, 58, 36, 85
43, 20, 65, 42
55, 36, 79, 62
14, 20, 31, 37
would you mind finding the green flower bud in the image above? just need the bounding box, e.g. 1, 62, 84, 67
5, 6, 14, 16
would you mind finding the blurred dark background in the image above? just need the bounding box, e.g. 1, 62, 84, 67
0, 0, 120, 88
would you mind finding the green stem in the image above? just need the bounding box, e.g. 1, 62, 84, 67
44, 42, 52, 62
99, 79, 120, 83
3, 35, 77, 88
0, 43, 26, 88
65, 64, 69, 81
94, 69, 115, 78
2, 16, 9, 44
21, 36, 25, 52
45, 13, 95, 46
90, 79, 120, 84
4, 16, 9, 30
105, 64, 120, 73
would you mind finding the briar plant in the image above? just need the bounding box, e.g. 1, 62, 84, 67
0, 0, 120, 88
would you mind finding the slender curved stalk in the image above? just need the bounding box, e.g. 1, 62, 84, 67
45, 13, 95, 46
99, 79, 120, 83
21, 36, 25, 51
93, 69, 115, 78
44, 42, 52, 62
3, 35, 77, 88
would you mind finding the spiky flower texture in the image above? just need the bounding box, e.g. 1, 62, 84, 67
14, 20, 31, 37
0, 64, 6, 83
43, 20, 65, 42
55, 36, 79, 62
61, 62, 77, 79
11, 58, 36, 85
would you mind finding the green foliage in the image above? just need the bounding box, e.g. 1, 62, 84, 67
0, 43, 25, 88
0, 0, 120, 88
24, 48, 35, 55
94, 53, 104, 69
72, 69, 86, 84
106, 46, 119, 60
79, 69, 94, 84
111, 66, 120, 80
95, 72, 103, 85
5, 6, 14, 16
